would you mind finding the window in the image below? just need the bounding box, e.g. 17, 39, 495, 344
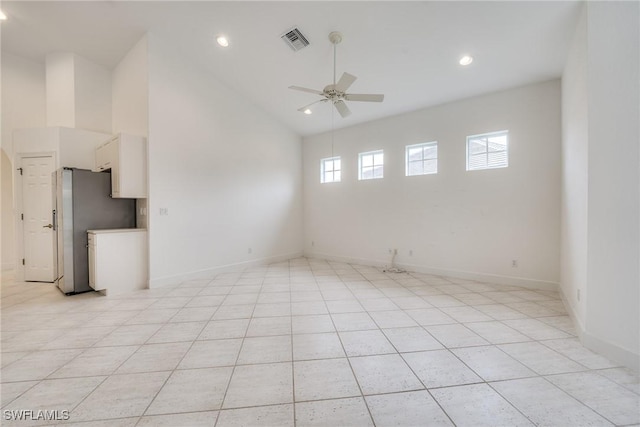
466, 130, 509, 171
320, 156, 341, 183
406, 142, 438, 176
358, 150, 384, 180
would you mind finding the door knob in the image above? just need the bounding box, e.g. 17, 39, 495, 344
43, 224, 53, 228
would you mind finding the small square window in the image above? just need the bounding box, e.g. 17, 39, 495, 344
466, 131, 508, 171
320, 156, 341, 183
406, 142, 438, 176
358, 150, 384, 180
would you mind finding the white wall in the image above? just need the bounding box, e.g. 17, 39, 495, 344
560, 5, 588, 328
45, 53, 75, 129
304, 80, 561, 289
1, 52, 47, 271
146, 34, 303, 286
1, 150, 14, 270
112, 35, 148, 138
74, 55, 111, 133
112, 35, 149, 229
585, 1, 639, 368
1, 52, 46, 158
45, 53, 111, 132
561, 1, 639, 370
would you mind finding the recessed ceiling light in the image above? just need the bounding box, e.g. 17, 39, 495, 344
303, 109, 312, 115
216, 36, 229, 47
0, 10, 7, 20
459, 55, 473, 66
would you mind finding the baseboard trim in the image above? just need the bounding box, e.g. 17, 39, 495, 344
148, 251, 303, 289
305, 251, 559, 291
560, 287, 639, 372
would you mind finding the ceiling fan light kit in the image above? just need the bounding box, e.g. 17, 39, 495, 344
289, 31, 384, 118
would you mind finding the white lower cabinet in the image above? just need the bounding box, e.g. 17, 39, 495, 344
88, 229, 147, 295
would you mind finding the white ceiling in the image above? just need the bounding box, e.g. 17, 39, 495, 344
1, 1, 582, 136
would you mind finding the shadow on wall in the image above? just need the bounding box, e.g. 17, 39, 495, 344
1, 149, 15, 270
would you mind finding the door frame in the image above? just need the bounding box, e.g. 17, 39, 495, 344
14, 151, 57, 282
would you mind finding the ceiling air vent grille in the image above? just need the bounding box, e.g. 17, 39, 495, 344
281, 28, 310, 52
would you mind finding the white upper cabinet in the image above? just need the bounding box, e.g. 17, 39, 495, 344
94, 133, 147, 198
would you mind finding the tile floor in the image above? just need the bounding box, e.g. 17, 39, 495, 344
1, 258, 638, 426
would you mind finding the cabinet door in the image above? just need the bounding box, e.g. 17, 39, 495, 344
95, 144, 110, 171
107, 139, 121, 197
88, 235, 96, 289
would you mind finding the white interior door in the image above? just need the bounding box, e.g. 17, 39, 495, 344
22, 155, 56, 282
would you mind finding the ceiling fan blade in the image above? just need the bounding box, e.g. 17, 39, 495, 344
334, 100, 351, 118
297, 99, 328, 112
288, 85, 324, 95
344, 93, 384, 102
335, 72, 357, 92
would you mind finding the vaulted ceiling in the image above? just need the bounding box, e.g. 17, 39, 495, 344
1, 1, 582, 136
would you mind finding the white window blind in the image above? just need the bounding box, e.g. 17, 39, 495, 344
358, 150, 384, 180
406, 142, 438, 176
466, 131, 509, 171
320, 156, 341, 183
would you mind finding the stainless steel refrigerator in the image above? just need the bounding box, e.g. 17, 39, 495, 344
53, 167, 136, 294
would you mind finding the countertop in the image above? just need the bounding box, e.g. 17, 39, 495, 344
87, 228, 147, 234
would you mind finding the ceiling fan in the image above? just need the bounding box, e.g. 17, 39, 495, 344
289, 31, 384, 118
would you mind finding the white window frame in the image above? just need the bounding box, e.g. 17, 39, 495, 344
466, 130, 509, 171
405, 141, 438, 176
320, 156, 341, 183
358, 150, 384, 180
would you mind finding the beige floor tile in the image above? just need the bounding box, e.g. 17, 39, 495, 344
216, 404, 294, 427
223, 362, 293, 409
339, 330, 396, 357
349, 354, 423, 395
331, 312, 378, 332
138, 411, 218, 426
294, 358, 361, 401
1, 349, 83, 382
452, 346, 535, 381
382, 327, 444, 352
198, 319, 249, 340
115, 342, 191, 374
50, 346, 139, 378
145, 367, 233, 415
147, 321, 206, 344
237, 335, 292, 365
246, 316, 292, 337
366, 390, 453, 426
431, 383, 534, 427
295, 397, 374, 427
179, 338, 242, 369
292, 314, 335, 334
72, 371, 170, 421
402, 349, 482, 388
491, 377, 614, 426
293, 332, 346, 360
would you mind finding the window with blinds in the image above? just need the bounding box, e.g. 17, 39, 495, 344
466, 131, 509, 171
320, 156, 341, 183
358, 150, 384, 180
406, 142, 438, 176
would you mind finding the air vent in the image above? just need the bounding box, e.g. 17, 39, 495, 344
281, 27, 310, 52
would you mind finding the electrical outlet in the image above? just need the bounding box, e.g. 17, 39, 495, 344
159, 208, 168, 216
511, 259, 518, 268
577, 289, 581, 301
311, 241, 314, 247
